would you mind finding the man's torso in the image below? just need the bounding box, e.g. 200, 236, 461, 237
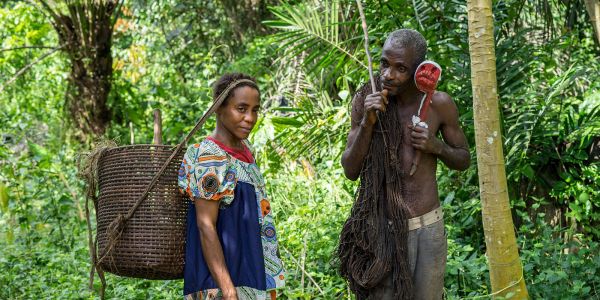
362, 90, 445, 217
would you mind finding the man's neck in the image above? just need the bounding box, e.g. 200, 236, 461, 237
394, 84, 423, 106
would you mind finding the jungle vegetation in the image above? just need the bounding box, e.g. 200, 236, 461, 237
1, 0, 599, 299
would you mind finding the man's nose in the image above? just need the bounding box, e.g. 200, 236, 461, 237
382, 68, 394, 81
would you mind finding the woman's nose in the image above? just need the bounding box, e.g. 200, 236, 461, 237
244, 112, 257, 124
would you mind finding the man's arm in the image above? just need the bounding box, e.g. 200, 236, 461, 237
409, 92, 470, 170
195, 199, 238, 299
341, 89, 388, 180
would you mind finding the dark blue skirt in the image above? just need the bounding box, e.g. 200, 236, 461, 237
183, 182, 266, 295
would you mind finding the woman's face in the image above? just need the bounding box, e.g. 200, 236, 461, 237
216, 86, 260, 141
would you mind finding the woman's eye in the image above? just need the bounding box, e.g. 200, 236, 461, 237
238, 107, 246, 112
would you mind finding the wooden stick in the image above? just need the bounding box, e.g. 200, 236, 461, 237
153, 109, 163, 145
300, 236, 306, 291
356, 0, 388, 149
356, 0, 376, 93
129, 121, 134, 145
281, 246, 325, 296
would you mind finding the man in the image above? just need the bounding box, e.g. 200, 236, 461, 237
338, 29, 470, 300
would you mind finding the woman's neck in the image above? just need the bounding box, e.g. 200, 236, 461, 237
211, 125, 243, 150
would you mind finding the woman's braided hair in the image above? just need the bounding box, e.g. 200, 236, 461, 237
212, 73, 259, 106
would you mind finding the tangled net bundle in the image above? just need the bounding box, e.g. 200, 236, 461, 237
338, 81, 413, 299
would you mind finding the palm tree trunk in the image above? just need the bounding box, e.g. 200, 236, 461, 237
39, 0, 119, 139
466, 0, 529, 298
585, 0, 600, 45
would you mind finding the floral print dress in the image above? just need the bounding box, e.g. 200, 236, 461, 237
178, 137, 285, 300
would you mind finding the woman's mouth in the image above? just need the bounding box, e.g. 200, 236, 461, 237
240, 127, 252, 134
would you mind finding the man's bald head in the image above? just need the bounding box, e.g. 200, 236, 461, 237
384, 29, 427, 70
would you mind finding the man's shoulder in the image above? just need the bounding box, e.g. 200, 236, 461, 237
430, 91, 460, 123
430, 91, 457, 111
431, 91, 453, 105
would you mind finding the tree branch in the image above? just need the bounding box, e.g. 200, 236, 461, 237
0, 45, 64, 93
0, 45, 60, 53
281, 246, 325, 296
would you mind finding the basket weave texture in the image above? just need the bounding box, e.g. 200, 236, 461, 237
96, 144, 189, 279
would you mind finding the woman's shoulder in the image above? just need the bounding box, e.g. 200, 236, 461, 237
184, 138, 228, 162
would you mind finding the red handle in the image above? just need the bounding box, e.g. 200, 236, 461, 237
419, 91, 434, 121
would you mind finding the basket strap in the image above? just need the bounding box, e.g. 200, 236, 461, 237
96, 79, 257, 265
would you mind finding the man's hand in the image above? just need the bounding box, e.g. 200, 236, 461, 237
362, 90, 389, 126
409, 124, 442, 154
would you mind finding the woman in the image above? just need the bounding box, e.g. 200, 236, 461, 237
178, 73, 285, 300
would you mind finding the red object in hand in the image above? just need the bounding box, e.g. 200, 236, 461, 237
415, 61, 442, 121
410, 61, 442, 176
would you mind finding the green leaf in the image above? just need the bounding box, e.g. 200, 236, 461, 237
27, 141, 48, 161
522, 165, 535, 179
0, 182, 8, 213
443, 191, 455, 205
338, 90, 349, 101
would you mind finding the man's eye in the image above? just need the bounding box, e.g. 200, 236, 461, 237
238, 107, 246, 112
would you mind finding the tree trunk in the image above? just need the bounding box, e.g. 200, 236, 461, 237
585, 0, 600, 45
466, 0, 530, 298
219, 0, 276, 41
40, 1, 119, 138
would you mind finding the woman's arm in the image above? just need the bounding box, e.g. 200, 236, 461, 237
194, 199, 238, 300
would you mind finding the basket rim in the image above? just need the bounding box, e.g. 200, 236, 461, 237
102, 144, 180, 153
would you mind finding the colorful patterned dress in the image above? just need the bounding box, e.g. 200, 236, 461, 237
178, 137, 285, 300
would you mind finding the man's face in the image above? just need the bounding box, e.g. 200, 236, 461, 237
379, 44, 417, 96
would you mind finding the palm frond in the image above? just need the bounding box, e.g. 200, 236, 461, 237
265, 0, 365, 78
412, 0, 433, 31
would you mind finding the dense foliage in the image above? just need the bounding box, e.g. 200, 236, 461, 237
1, 0, 598, 299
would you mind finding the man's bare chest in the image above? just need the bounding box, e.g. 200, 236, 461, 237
393, 104, 441, 146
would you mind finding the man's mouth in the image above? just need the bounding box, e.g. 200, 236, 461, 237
382, 83, 396, 90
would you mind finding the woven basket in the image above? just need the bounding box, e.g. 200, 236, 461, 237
96, 144, 190, 279
88, 79, 254, 284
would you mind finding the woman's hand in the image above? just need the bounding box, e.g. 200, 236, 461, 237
222, 287, 238, 299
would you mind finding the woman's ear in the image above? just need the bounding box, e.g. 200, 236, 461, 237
215, 104, 224, 116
